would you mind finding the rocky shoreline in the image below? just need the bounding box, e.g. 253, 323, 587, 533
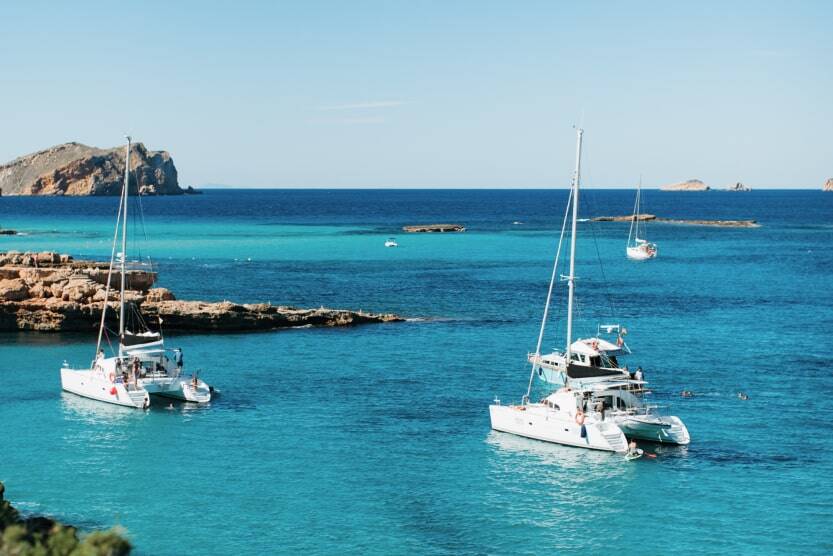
0, 251, 402, 332
0, 482, 131, 554
591, 214, 760, 227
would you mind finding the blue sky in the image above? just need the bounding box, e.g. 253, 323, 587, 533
1, 1, 831, 188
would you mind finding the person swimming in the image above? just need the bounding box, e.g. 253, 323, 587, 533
737, 392, 749, 400
681, 390, 695, 398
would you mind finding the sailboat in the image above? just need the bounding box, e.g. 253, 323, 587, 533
489, 128, 629, 453
626, 179, 657, 260
60, 137, 212, 408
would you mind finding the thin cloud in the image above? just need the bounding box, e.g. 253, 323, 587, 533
317, 100, 408, 111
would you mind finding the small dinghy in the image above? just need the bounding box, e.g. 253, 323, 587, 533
625, 448, 644, 461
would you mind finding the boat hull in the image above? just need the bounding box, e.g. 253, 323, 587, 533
618, 414, 690, 445
489, 404, 628, 453
60, 368, 149, 409
142, 376, 211, 403
627, 246, 657, 260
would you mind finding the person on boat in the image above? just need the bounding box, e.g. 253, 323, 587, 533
627, 439, 639, 456
594, 399, 605, 421
634, 367, 644, 382
176, 349, 183, 370
575, 409, 587, 440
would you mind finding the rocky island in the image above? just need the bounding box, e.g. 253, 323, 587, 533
660, 179, 710, 191
0, 142, 197, 196
402, 224, 466, 232
726, 182, 751, 191
824, 178, 833, 192
591, 214, 760, 227
0, 251, 402, 332
0, 481, 131, 555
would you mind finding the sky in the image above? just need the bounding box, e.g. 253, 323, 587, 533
1, 0, 831, 189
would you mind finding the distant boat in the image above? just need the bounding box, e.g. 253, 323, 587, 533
384, 238, 398, 247
627, 179, 657, 260
60, 137, 212, 408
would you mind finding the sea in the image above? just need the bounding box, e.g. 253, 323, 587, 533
1, 189, 832, 555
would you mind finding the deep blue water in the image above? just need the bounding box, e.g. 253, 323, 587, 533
1, 189, 832, 555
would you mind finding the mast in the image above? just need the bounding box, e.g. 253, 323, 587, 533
564, 127, 583, 365
94, 174, 126, 357
628, 177, 640, 247
118, 136, 131, 356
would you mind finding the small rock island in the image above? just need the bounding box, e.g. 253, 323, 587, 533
402, 224, 466, 232
660, 179, 710, 191
591, 214, 760, 227
0, 142, 195, 196
0, 251, 402, 332
824, 178, 833, 192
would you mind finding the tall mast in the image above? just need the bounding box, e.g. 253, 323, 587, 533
564, 127, 583, 365
118, 136, 131, 355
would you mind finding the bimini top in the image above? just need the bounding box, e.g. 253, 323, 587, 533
570, 337, 625, 357
121, 331, 163, 353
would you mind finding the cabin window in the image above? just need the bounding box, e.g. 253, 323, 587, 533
608, 356, 618, 368
570, 353, 581, 362
590, 356, 602, 367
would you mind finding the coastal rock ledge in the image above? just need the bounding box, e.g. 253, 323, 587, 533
0, 251, 402, 332
0, 141, 189, 196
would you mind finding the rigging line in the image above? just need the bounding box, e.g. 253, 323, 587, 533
583, 189, 619, 321
525, 186, 574, 401
95, 172, 127, 357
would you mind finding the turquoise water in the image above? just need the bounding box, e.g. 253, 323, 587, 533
1, 190, 832, 555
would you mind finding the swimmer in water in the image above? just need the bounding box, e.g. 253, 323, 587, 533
737, 392, 749, 400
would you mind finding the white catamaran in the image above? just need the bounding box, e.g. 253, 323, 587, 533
626, 179, 657, 260
490, 128, 629, 453
490, 129, 689, 450
60, 137, 212, 408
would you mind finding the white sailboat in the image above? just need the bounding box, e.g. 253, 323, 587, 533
489, 128, 629, 453
60, 137, 212, 408
626, 179, 657, 260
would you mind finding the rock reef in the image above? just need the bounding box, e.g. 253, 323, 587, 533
0, 482, 131, 555
660, 179, 710, 191
0, 251, 402, 332
726, 182, 751, 191
402, 224, 466, 233
591, 215, 759, 227
0, 142, 185, 196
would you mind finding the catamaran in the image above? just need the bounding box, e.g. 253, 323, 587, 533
490, 128, 629, 453
490, 129, 689, 450
60, 137, 212, 408
626, 179, 657, 260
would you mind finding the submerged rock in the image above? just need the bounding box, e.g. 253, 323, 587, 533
0, 251, 403, 332
0, 141, 184, 196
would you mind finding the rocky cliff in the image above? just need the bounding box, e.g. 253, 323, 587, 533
0, 142, 185, 196
824, 178, 833, 192
0, 251, 402, 332
660, 179, 710, 191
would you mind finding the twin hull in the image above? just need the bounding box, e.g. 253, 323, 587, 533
489, 404, 627, 453
60, 368, 149, 409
